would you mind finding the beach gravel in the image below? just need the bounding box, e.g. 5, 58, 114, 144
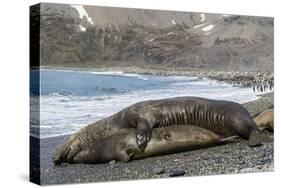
33, 93, 274, 185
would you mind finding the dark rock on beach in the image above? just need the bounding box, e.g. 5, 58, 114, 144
169, 169, 186, 177
32, 93, 274, 185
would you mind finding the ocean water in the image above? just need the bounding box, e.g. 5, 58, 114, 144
30, 69, 265, 138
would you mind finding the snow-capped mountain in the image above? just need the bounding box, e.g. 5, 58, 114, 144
33, 3, 273, 71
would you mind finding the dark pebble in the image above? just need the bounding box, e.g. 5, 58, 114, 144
169, 169, 186, 177
258, 158, 272, 165
248, 142, 263, 147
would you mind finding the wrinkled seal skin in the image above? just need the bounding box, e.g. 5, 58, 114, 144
254, 107, 274, 131
73, 126, 239, 164
53, 96, 258, 165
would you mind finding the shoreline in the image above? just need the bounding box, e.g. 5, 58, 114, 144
40, 65, 274, 91
33, 93, 274, 185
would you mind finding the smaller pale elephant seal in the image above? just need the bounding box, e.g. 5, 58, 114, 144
73, 125, 239, 164
254, 107, 274, 132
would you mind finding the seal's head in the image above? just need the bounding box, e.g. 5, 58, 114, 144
229, 117, 258, 139
72, 131, 137, 164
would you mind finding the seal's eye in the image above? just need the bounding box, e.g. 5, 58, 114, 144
164, 133, 171, 140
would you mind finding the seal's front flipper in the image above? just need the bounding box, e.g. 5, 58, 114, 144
117, 148, 135, 163
135, 118, 152, 151
136, 129, 150, 151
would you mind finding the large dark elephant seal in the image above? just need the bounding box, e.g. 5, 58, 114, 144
73, 125, 239, 164
53, 96, 258, 165
253, 107, 274, 131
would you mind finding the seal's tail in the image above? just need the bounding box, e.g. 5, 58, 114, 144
52, 144, 70, 165
52, 135, 82, 165
219, 135, 241, 144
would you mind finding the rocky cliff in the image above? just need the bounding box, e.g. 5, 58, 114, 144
34, 3, 273, 71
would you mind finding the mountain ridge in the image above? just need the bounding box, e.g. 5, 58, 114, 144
33, 3, 273, 71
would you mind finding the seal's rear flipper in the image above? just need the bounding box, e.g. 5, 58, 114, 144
52, 135, 82, 165
53, 153, 64, 166
52, 145, 71, 165
219, 135, 241, 144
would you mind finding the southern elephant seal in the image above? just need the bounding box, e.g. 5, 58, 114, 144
73, 125, 239, 164
53, 96, 258, 165
253, 107, 274, 131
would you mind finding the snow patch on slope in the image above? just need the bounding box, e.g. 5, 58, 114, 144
193, 23, 206, 28
79, 25, 86, 32
71, 5, 94, 25
202, 24, 214, 31
200, 13, 206, 22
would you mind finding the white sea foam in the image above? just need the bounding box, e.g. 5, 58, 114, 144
41, 68, 150, 80
89, 71, 149, 80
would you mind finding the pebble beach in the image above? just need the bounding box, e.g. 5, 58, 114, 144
30, 93, 274, 185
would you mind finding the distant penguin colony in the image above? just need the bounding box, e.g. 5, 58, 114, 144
215, 72, 273, 93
